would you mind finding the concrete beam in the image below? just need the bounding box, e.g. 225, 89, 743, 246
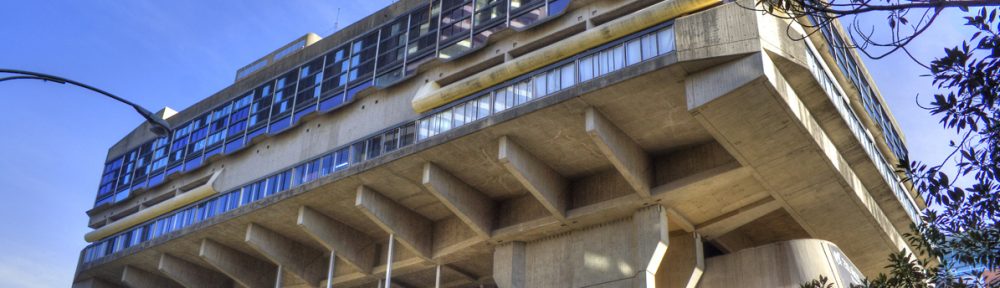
585, 107, 652, 197
658, 233, 705, 288
121, 266, 181, 288
245, 223, 328, 287
633, 205, 670, 288
497, 136, 568, 219
422, 162, 496, 239
355, 185, 434, 259
198, 238, 277, 288
296, 206, 378, 274
665, 208, 696, 233
157, 253, 232, 288
493, 242, 526, 288
696, 197, 783, 239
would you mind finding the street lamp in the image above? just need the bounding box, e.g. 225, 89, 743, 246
0, 69, 172, 136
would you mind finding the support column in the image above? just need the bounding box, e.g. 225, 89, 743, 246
157, 253, 232, 288
198, 238, 278, 288
657, 232, 705, 288
492, 242, 526, 288
633, 205, 671, 288
121, 265, 181, 288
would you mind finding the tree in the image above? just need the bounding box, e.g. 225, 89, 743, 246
740, 0, 1000, 286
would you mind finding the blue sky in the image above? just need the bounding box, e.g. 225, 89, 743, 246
0, 1, 969, 287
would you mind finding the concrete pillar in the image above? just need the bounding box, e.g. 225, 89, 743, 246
633, 205, 671, 288
121, 265, 181, 288
157, 253, 232, 288
489, 205, 672, 288
492, 242, 526, 288
657, 233, 704, 288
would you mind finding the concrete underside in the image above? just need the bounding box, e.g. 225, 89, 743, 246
75, 1, 917, 287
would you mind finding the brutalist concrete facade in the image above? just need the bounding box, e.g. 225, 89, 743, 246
73, 0, 924, 287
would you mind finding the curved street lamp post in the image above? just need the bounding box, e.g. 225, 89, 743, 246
0, 69, 172, 136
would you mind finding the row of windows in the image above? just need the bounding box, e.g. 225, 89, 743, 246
417, 27, 674, 140
808, 15, 908, 162
94, 0, 574, 208
82, 22, 676, 264
803, 41, 921, 224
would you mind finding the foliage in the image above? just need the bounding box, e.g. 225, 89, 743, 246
743, 0, 1000, 286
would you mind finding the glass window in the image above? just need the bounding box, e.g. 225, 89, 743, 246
579, 56, 594, 82
560, 64, 575, 89
657, 27, 675, 54
626, 39, 642, 65
641, 34, 657, 61
334, 147, 350, 171
399, 123, 416, 147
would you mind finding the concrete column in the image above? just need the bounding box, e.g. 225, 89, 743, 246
121, 265, 181, 288
157, 253, 232, 288
198, 238, 278, 288
657, 233, 704, 288
633, 205, 670, 288
492, 242, 526, 288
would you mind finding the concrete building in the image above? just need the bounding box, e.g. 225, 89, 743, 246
73, 0, 925, 287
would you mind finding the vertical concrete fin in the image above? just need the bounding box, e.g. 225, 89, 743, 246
244, 223, 328, 287
585, 107, 653, 197
355, 186, 434, 259
197, 238, 278, 288
493, 242, 526, 288
658, 233, 705, 288
121, 265, 181, 288
296, 206, 377, 274
497, 136, 568, 219
422, 162, 496, 239
157, 253, 232, 288
633, 205, 670, 288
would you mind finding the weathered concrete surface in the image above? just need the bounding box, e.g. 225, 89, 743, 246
77, 1, 922, 287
